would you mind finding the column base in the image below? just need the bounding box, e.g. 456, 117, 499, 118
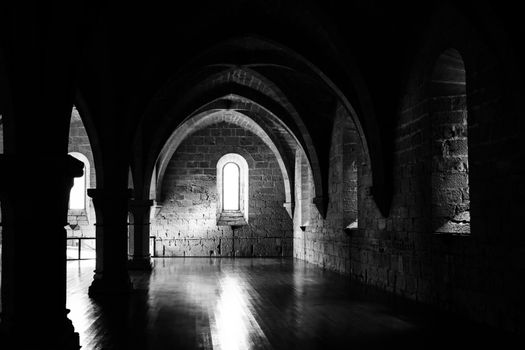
127, 257, 153, 271
88, 273, 133, 298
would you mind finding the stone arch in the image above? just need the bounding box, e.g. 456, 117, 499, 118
74, 92, 103, 188
429, 49, 470, 234
69, 105, 97, 188
135, 36, 378, 218
208, 146, 256, 170
140, 78, 313, 213
212, 36, 378, 217
335, 104, 363, 230
149, 111, 293, 257
66, 102, 99, 237
154, 110, 293, 216
403, 3, 512, 239
216, 153, 249, 222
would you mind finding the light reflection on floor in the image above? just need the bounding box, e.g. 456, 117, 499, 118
211, 276, 270, 350
65, 258, 508, 350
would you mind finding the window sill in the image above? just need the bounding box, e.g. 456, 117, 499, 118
68, 209, 87, 216
217, 211, 248, 227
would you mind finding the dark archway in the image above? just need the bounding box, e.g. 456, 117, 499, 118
132, 37, 377, 219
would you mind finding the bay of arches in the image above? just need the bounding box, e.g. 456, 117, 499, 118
0, 36, 374, 349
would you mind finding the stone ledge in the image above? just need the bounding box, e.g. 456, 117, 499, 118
216, 211, 248, 227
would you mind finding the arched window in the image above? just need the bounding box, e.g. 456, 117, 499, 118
223, 162, 240, 211
68, 152, 89, 210
430, 48, 470, 234
217, 153, 249, 224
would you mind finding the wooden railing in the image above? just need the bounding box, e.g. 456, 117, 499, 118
66, 236, 157, 260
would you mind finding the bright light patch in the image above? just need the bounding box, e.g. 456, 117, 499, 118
211, 276, 269, 350
223, 162, 240, 210
69, 173, 86, 209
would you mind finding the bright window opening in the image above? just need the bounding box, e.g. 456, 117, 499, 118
70, 171, 86, 209
216, 153, 249, 223
68, 152, 89, 210
223, 162, 240, 211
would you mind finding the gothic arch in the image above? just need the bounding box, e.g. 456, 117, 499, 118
153, 109, 294, 216
133, 36, 378, 217
74, 91, 103, 188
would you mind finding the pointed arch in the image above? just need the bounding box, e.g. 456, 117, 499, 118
430, 48, 469, 234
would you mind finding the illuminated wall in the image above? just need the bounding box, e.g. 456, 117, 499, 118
151, 121, 293, 257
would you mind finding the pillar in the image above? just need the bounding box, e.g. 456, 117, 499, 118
87, 188, 133, 297
127, 199, 153, 270
0, 154, 83, 349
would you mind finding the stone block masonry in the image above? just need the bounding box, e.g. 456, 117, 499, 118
294, 45, 525, 333
151, 121, 293, 257
293, 104, 361, 275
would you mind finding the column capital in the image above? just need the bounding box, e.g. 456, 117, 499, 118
0, 154, 83, 195
128, 199, 154, 208
0, 153, 83, 175
87, 188, 133, 200
128, 198, 154, 224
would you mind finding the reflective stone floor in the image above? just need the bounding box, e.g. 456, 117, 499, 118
67, 258, 514, 350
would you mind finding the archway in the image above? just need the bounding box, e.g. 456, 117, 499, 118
429, 48, 470, 234
149, 110, 294, 257
154, 108, 294, 216
66, 106, 98, 260
133, 37, 378, 220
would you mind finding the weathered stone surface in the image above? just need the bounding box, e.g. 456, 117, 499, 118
295, 48, 524, 333
151, 121, 292, 257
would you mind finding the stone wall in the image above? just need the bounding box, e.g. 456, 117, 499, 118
293, 43, 525, 332
351, 43, 524, 332
293, 105, 362, 272
151, 121, 293, 257
430, 49, 470, 234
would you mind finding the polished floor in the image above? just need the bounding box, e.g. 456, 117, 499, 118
67, 258, 514, 350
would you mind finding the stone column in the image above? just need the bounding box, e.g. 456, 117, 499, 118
87, 188, 133, 297
127, 199, 153, 271
0, 154, 82, 349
